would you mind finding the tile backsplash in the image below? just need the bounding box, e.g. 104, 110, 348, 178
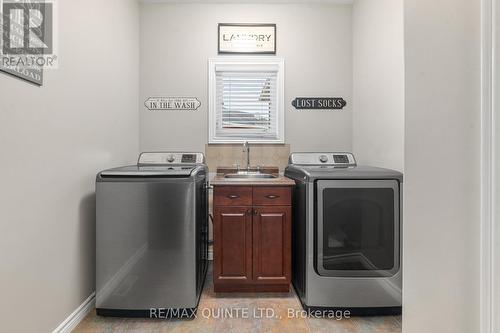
205, 144, 290, 172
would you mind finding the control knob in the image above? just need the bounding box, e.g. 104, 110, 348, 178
319, 155, 329, 163
167, 155, 175, 163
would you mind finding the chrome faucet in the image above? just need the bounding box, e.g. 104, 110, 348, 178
243, 141, 250, 171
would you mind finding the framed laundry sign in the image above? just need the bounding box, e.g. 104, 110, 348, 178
218, 24, 276, 54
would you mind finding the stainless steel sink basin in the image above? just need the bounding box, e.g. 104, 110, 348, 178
224, 172, 277, 179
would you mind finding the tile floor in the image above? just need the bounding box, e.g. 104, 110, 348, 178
74, 264, 401, 333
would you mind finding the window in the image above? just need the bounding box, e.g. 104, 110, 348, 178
208, 58, 284, 143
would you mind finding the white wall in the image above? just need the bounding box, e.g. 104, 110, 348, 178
0, 0, 139, 332
490, 1, 500, 329
352, 0, 404, 171
140, 3, 353, 153
404, 0, 481, 332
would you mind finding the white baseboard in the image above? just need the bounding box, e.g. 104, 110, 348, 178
52, 292, 95, 333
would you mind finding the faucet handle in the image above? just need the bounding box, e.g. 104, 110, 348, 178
233, 163, 240, 172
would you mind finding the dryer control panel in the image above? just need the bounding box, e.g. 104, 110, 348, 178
138, 152, 205, 165
288, 153, 356, 167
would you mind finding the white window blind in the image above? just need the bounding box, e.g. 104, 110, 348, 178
209, 58, 284, 143
215, 70, 278, 139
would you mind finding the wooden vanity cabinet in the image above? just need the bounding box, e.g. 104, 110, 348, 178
213, 206, 253, 285
213, 186, 292, 292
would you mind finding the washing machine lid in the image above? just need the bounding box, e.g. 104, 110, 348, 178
99, 165, 198, 178
99, 152, 206, 178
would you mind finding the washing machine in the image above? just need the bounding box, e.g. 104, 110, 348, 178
285, 152, 402, 315
96, 152, 208, 318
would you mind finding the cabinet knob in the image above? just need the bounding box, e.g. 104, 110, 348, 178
227, 194, 240, 199
266, 195, 279, 199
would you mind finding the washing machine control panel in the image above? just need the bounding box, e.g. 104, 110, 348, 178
319, 155, 329, 163
138, 152, 205, 165
289, 153, 356, 167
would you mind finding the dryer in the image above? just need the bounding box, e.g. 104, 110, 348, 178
285, 153, 402, 315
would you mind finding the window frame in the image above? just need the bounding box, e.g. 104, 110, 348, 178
208, 57, 285, 144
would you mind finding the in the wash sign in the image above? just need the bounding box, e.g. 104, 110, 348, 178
144, 97, 201, 111
218, 24, 276, 54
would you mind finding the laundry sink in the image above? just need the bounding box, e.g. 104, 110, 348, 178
224, 171, 278, 179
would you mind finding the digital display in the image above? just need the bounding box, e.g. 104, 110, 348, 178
333, 155, 349, 164
181, 154, 197, 163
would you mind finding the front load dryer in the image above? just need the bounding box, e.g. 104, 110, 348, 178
285, 152, 402, 315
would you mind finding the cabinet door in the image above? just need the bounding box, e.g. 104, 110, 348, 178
213, 206, 253, 284
252, 206, 291, 284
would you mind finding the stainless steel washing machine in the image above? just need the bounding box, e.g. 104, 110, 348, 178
285, 153, 402, 315
96, 152, 208, 318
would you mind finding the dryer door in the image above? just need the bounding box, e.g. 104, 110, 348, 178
316, 179, 400, 277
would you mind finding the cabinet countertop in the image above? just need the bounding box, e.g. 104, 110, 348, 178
209, 174, 295, 186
